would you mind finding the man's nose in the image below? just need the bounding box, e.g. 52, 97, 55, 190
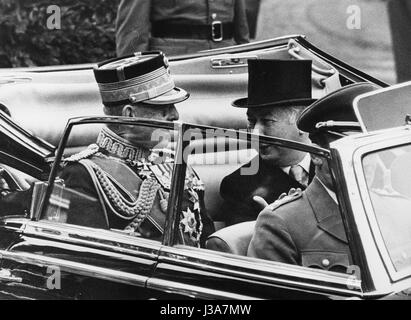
252, 122, 264, 135
166, 105, 179, 121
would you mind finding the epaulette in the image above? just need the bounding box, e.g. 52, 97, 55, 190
267, 188, 303, 212
147, 148, 175, 164
64, 144, 100, 163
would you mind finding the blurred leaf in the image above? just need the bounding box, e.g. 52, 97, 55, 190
0, 0, 120, 67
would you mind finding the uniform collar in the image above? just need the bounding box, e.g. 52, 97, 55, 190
96, 127, 151, 162
316, 177, 338, 204
305, 178, 348, 243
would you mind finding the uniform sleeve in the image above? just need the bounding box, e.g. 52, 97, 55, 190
60, 163, 97, 196
219, 175, 259, 225
59, 163, 109, 229
115, 0, 151, 56
233, 0, 250, 44
0, 188, 33, 216
198, 189, 215, 248
247, 208, 299, 264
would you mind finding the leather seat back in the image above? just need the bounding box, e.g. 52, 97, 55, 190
206, 221, 255, 256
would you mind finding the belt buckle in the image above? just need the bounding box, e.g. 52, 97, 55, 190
211, 20, 223, 42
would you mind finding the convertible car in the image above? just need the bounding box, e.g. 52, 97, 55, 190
1, 36, 411, 300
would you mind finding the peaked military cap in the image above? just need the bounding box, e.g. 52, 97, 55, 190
232, 59, 316, 108
297, 82, 379, 135
93, 51, 189, 107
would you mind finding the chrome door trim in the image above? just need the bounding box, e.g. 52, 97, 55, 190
147, 278, 258, 300
21, 220, 162, 260
158, 246, 363, 298
0, 249, 148, 288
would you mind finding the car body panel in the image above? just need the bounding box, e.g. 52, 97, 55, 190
149, 246, 362, 300
0, 219, 161, 299
331, 127, 411, 296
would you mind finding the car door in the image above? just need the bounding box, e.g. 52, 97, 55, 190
147, 123, 364, 300
0, 117, 176, 300
0, 218, 161, 300
329, 127, 411, 298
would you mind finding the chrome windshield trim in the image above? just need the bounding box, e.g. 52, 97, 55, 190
0, 250, 147, 287
159, 246, 363, 296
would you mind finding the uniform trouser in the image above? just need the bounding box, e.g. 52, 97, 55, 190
388, 0, 411, 82
149, 37, 236, 55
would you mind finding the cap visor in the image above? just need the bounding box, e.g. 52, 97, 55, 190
144, 87, 189, 105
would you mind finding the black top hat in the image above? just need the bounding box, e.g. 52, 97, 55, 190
93, 51, 189, 107
232, 59, 316, 108
297, 82, 379, 135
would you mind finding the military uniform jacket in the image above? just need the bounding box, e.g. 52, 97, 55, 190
247, 177, 351, 272
219, 156, 314, 226
115, 0, 250, 56
59, 129, 214, 248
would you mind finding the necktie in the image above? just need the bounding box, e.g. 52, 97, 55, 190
289, 164, 308, 187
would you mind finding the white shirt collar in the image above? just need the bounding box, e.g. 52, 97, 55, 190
280, 153, 311, 175
316, 177, 338, 204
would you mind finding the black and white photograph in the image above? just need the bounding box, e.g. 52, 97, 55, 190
0, 0, 411, 305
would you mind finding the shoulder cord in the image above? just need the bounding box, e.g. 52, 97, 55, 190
81, 159, 161, 228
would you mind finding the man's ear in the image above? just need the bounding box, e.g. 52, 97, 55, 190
121, 105, 135, 118
311, 153, 323, 167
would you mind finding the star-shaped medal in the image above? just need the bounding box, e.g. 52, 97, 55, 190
180, 208, 197, 235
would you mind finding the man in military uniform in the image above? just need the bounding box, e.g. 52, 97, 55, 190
247, 83, 378, 272
115, 0, 250, 56
59, 52, 214, 247
219, 60, 316, 226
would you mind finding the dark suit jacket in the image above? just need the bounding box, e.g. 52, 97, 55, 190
247, 178, 351, 272
219, 156, 314, 226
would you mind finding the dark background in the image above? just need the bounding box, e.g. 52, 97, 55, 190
0, 0, 120, 68
0, 0, 401, 84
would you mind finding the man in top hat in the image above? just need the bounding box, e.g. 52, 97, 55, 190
247, 83, 378, 272
219, 59, 316, 226
59, 52, 214, 248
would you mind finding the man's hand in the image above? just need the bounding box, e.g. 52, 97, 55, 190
252, 195, 269, 211
253, 188, 302, 211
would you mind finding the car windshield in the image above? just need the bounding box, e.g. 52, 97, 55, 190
363, 144, 411, 272
39, 120, 179, 243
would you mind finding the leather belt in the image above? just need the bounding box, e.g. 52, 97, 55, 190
152, 21, 234, 42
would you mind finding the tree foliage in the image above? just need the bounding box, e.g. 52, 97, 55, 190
0, 0, 120, 67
